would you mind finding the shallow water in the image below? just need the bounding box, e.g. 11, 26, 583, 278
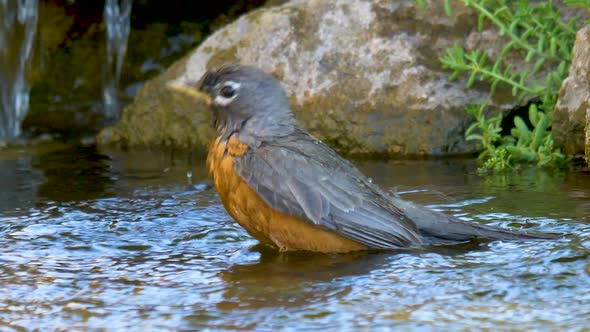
0, 144, 588, 331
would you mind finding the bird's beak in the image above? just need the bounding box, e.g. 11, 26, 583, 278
166, 80, 212, 106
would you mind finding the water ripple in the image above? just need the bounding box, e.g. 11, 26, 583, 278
0, 150, 589, 330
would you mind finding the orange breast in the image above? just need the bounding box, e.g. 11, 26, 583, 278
206, 135, 366, 253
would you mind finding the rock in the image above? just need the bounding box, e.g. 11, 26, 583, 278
98, 0, 523, 155
554, 26, 590, 158
97, 54, 215, 149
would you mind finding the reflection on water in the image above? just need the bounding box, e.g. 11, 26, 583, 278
33, 145, 115, 201
0, 144, 588, 330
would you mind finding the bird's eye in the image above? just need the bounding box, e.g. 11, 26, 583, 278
214, 81, 240, 106
220, 85, 236, 98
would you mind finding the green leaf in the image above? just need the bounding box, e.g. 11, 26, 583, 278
509, 20, 519, 34
545, 74, 553, 89
466, 122, 480, 135
530, 112, 548, 150
533, 58, 546, 73
550, 37, 557, 56
525, 49, 535, 62
490, 79, 500, 95
478, 52, 487, 67
558, 61, 568, 76
503, 64, 514, 76
478, 13, 485, 31
500, 41, 515, 58
503, 136, 516, 144
491, 59, 502, 72
444, 0, 453, 16
467, 72, 477, 88
514, 116, 531, 140
552, 72, 562, 87
520, 70, 530, 85
521, 28, 534, 41
529, 103, 539, 126
537, 34, 546, 53
506, 145, 536, 161
493, 6, 509, 18
518, 90, 529, 102
466, 134, 484, 141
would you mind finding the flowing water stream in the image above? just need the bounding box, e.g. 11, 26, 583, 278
0, 145, 588, 330
0, 0, 132, 139
0, 0, 38, 139
102, 0, 133, 121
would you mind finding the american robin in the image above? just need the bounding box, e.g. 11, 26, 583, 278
169, 64, 557, 253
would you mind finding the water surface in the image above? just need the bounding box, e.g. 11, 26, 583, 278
0, 145, 589, 331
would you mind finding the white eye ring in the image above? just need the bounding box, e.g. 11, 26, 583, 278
214, 81, 241, 106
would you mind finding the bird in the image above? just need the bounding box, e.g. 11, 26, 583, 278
168, 64, 558, 253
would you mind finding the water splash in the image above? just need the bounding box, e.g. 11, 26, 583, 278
0, 0, 38, 139
102, 0, 132, 122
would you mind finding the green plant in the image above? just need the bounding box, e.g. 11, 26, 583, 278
565, 0, 590, 10
419, 0, 584, 170
466, 103, 568, 172
465, 104, 509, 171
440, 0, 576, 114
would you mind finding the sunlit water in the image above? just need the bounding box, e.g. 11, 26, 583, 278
0, 145, 588, 331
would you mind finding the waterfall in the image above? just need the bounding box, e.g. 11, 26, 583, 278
0, 0, 133, 139
0, 0, 38, 139
102, 0, 133, 122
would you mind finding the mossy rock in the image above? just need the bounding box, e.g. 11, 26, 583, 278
97, 55, 214, 151
99, 0, 524, 156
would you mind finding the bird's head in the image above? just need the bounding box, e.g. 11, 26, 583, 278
168, 64, 296, 139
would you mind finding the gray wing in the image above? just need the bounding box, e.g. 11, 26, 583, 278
233, 134, 423, 249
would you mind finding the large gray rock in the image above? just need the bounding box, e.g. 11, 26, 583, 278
554, 26, 590, 158
98, 0, 519, 155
